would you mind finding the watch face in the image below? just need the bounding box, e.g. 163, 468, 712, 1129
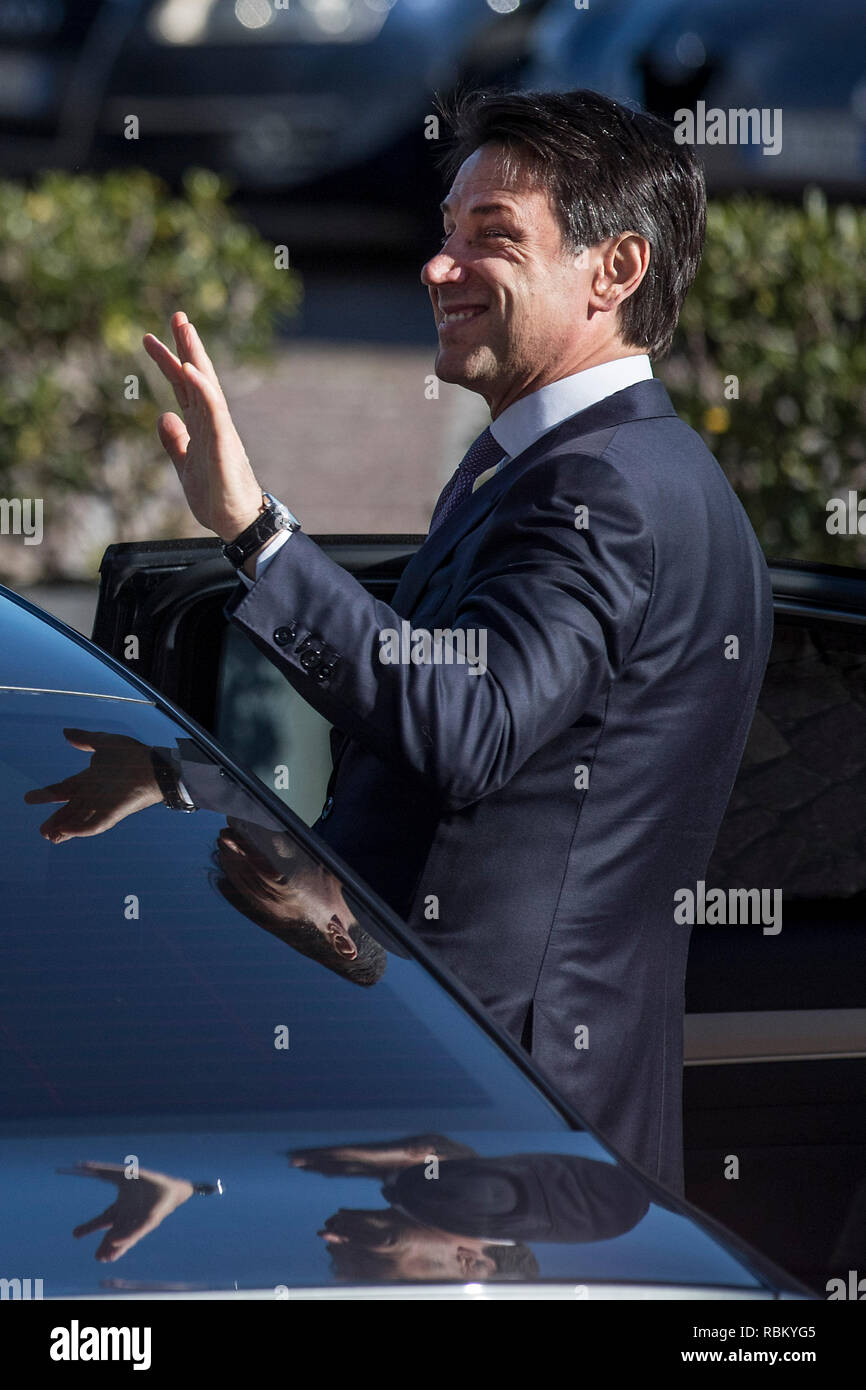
263, 493, 295, 528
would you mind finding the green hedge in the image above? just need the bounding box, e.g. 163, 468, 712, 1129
0, 166, 300, 576
0, 174, 863, 575
661, 190, 866, 565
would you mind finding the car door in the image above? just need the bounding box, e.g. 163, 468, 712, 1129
92, 536, 422, 824
92, 537, 866, 1293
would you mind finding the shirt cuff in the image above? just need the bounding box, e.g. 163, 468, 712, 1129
236, 527, 294, 589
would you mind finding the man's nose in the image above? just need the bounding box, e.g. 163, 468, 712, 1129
420, 249, 466, 288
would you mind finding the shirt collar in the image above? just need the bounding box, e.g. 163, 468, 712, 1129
489, 355, 653, 462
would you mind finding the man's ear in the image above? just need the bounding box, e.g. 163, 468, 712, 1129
588, 232, 651, 314
458, 1246, 499, 1279
326, 916, 359, 960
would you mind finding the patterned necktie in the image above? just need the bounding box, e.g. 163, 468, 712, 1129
428, 426, 504, 534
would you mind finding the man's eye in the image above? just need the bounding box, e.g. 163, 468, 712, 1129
438, 227, 512, 247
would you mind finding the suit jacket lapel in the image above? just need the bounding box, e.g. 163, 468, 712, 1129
393, 459, 512, 615
393, 379, 677, 617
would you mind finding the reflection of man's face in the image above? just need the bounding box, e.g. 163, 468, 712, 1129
217, 823, 360, 962
319, 1209, 500, 1281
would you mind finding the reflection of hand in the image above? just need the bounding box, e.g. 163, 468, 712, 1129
23, 729, 163, 842
60, 1161, 194, 1263
291, 1138, 458, 1178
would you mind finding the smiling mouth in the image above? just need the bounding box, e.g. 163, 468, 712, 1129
438, 306, 488, 332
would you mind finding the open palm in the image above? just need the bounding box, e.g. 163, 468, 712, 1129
143, 310, 263, 541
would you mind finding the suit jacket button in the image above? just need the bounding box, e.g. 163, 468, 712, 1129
273, 624, 296, 647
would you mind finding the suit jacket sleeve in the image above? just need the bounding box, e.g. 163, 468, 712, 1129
224, 452, 653, 812
151, 739, 286, 828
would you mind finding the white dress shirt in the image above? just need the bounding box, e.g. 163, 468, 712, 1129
239, 354, 652, 587
475, 353, 653, 491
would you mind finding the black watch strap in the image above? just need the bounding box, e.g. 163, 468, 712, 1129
151, 749, 196, 812
222, 494, 300, 569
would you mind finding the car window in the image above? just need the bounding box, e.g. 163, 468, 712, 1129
708, 616, 866, 897
215, 621, 332, 825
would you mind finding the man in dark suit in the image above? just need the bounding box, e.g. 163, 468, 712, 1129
144, 90, 773, 1194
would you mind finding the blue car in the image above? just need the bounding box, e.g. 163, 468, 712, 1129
3, 533, 866, 1297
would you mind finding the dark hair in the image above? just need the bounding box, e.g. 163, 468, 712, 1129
280, 916, 387, 988
212, 870, 387, 987
328, 1237, 540, 1283
481, 1242, 541, 1281
433, 87, 706, 358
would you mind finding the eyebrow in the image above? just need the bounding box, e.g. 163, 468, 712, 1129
439, 200, 519, 218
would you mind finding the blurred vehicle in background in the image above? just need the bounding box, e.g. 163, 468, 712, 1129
523, 0, 866, 197
3, 0, 862, 248
0, 0, 130, 174
0, 0, 552, 252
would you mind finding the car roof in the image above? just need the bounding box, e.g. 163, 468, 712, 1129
0, 584, 151, 703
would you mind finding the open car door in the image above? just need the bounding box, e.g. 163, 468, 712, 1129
92, 536, 421, 824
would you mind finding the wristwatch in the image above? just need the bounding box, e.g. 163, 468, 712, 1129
150, 748, 197, 812
221, 492, 300, 570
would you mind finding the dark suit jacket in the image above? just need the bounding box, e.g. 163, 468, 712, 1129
382, 1152, 650, 1244
225, 379, 774, 1193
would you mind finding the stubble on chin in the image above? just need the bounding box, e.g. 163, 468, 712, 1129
434, 344, 498, 392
